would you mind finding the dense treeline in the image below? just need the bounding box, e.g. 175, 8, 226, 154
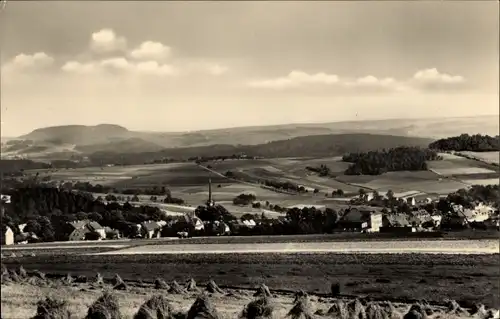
342, 147, 441, 175
306, 165, 331, 177
445, 185, 500, 209
232, 193, 257, 206
429, 134, 500, 152
0, 160, 50, 176
0, 186, 167, 241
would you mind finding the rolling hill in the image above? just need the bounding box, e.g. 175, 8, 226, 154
86, 133, 434, 165
2, 115, 497, 160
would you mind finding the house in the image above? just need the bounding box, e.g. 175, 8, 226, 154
18, 223, 27, 233
0, 194, 11, 204
68, 220, 106, 241
184, 213, 204, 231
406, 197, 416, 206
336, 206, 383, 233
381, 213, 417, 233
140, 221, 163, 239
1, 226, 14, 246
213, 221, 231, 236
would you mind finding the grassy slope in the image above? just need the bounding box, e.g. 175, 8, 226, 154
3, 253, 499, 308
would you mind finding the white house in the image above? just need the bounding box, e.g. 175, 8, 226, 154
1, 226, 14, 246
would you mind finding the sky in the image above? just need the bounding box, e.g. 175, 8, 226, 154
1, 1, 498, 136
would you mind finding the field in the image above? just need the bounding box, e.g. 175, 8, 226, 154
25, 152, 499, 211
457, 151, 500, 165
2, 276, 491, 319
2, 252, 499, 309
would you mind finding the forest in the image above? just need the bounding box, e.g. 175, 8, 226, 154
429, 134, 500, 152
342, 147, 441, 175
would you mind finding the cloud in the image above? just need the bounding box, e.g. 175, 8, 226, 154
248, 70, 339, 89
61, 61, 97, 74
411, 68, 466, 91
61, 57, 179, 77
413, 68, 465, 84
4, 52, 54, 69
130, 41, 171, 60
90, 29, 127, 53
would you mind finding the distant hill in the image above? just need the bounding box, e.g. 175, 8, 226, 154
75, 138, 164, 154
88, 133, 434, 165
20, 124, 132, 145
3, 115, 497, 160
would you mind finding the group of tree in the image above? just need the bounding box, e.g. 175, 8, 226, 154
429, 134, 500, 152
0, 186, 169, 242
342, 147, 441, 175
305, 165, 331, 177
232, 193, 257, 206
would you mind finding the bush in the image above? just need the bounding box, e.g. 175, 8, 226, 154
33, 297, 72, 319
86, 291, 121, 319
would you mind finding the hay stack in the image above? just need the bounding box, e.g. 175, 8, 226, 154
253, 284, 272, 298
86, 291, 122, 319
18, 265, 28, 278
8, 269, 21, 283
403, 304, 427, 319
445, 299, 467, 316
32, 297, 72, 319
93, 273, 104, 285
240, 296, 274, 319
154, 278, 169, 290
61, 274, 74, 285
168, 280, 187, 294
186, 294, 220, 319
287, 294, 315, 319
347, 299, 366, 319
33, 270, 46, 280
469, 304, 488, 318
379, 302, 401, 319
186, 278, 200, 292
293, 291, 308, 304
365, 303, 388, 319
205, 280, 224, 294
134, 295, 174, 319
327, 300, 349, 319
111, 274, 127, 290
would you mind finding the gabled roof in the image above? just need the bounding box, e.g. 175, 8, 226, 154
384, 213, 410, 227
142, 221, 162, 232
87, 221, 104, 231
340, 206, 382, 223
70, 220, 89, 229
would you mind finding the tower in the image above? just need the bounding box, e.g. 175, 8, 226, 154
206, 178, 214, 207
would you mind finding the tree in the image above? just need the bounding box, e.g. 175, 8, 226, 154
358, 188, 367, 199
85, 231, 101, 241
195, 204, 235, 223
132, 195, 140, 202
313, 189, 319, 194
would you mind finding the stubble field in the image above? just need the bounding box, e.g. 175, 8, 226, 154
2, 252, 499, 308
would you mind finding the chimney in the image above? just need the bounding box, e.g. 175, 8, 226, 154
208, 178, 212, 203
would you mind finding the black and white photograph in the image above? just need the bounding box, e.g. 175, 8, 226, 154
0, 1, 499, 318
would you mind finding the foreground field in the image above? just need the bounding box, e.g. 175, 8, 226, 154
2, 274, 491, 319
3, 253, 499, 308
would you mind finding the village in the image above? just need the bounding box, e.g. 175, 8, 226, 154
1, 180, 498, 246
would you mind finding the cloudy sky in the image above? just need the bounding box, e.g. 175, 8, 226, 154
1, 1, 498, 136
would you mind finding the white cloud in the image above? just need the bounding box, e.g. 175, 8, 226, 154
248, 70, 339, 89
411, 68, 466, 92
6, 52, 54, 69
61, 57, 179, 77
130, 41, 171, 60
135, 61, 179, 76
61, 61, 97, 74
90, 29, 127, 53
